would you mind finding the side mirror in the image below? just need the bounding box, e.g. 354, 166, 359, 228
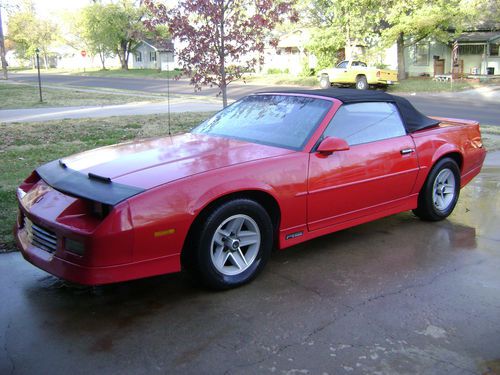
317, 136, 350, 155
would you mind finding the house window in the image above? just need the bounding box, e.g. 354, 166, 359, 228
150, 52, 157, 62
489, 43, 499, 56
136, 52, 142, 62
459, 45, 485, 55
414, 43, 429, 65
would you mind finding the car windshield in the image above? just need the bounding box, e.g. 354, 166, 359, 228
192, 95, 332, 150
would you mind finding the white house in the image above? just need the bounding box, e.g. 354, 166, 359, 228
263, 28, 317, 75
130, 39, 177, 71
402, 30, 500, 77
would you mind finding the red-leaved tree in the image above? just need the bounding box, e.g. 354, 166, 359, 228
145, 0, 297, 107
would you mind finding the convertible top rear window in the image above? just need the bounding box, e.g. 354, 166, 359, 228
192, 95, 332, 150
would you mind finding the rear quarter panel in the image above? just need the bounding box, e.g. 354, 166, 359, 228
411, 119, 486, 192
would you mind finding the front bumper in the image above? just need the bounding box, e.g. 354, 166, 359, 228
16, 222, 181, 285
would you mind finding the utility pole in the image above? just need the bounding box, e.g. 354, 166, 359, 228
0, 5, 8, 80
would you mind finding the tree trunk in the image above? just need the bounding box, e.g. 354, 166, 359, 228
397, 32, 406, 80
345, 20, 352, 60
0, 7, 8, 80
120, 51, 128, 70
219, 2, 228, 107
124, 41, 131, 70
43, 53, 49, 70
116, 46, 128, 70
121, 57, 128, 70
99, 50, 106, 70
119, 41, 129, 70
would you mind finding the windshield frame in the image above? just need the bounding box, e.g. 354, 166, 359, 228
191, 94, 334, 151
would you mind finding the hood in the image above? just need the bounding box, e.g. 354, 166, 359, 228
60, 133, 293, 190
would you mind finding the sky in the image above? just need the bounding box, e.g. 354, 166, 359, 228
33, 0, 90, 19
1, 0, 95, 33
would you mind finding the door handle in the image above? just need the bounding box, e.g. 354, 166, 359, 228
400, 148, 415, 155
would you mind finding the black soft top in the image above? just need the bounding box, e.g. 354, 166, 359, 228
258, 88, 439, 133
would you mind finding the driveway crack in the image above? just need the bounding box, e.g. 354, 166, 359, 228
270, 271, 324, 299
3, 319, 16, 375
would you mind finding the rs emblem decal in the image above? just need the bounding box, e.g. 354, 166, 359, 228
286, 231, 304, 240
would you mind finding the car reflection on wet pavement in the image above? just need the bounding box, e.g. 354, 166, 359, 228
1, 152, 500, 375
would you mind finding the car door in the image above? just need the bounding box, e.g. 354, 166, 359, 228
307, 102, 419, 231
335, 60, 350, 83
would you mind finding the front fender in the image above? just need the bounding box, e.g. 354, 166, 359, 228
191, 178, 281, 215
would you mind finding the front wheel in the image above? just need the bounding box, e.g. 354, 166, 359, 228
319, 75, 331, 89
413, 158, 460, 221
194, 199, 273, 289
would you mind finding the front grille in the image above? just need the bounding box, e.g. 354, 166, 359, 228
24, 217, 58, 253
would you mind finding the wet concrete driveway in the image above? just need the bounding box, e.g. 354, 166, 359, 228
1, 153, 500, 375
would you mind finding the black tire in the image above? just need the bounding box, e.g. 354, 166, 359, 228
355, 75, 368, 90
320, 75, 331, 89
193, 199, 273, 290
413, 158, 461, 221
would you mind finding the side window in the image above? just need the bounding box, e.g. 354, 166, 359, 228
336, 61, 348, 69
324, 102, 406, 146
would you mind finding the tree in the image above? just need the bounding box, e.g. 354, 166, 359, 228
465, 0, 500, 29
381, 0, 464, 80
303, 0, 383, 69
7, 3, 58, 69
0, 5, 8, 79
106, 1, 147, 70
145, 0, 298, 107
74, 3, 116, 69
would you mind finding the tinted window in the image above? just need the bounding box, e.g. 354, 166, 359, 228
192, 95, 332, 150
324, 102, 406, 145
336, 61, 348, 68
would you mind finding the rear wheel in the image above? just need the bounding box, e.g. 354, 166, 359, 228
413, 158, 460, 221
355, 75, 368, 90
193, 199, 273, 289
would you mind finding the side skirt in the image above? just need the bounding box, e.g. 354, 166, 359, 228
278, 194, 418, 250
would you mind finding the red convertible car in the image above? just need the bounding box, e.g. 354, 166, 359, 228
15, 89, 486, 289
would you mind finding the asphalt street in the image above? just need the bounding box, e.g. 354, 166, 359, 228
1, 151, 499, 375
9, 73, 500, 126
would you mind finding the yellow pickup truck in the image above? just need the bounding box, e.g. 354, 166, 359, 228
318, 60, 398, 90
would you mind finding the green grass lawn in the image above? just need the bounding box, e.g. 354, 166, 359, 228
241, 73, 319, 87
388, 77, 495, 93
12, 67, 182, 80
0, 112, 214, 251
0, 82, 166, 110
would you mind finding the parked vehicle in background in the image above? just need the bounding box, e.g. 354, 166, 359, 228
318, 60, 398, 90
15, 89, 485, 290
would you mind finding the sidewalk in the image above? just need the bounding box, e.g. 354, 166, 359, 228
0, 101, 222, 123
401, 85, 500, 101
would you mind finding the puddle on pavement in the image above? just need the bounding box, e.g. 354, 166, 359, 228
37, 275, 98, 295
451, 162, 500, 243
